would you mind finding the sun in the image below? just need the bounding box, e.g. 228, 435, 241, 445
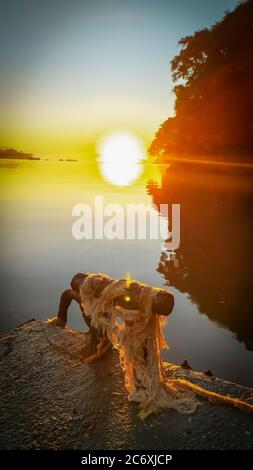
97, 132, 146, 186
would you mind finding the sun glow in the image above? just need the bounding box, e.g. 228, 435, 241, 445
98, 132, 146, 186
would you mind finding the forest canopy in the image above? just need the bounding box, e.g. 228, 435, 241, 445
150, 0, 253, 160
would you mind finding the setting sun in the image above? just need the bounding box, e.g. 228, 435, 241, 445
98, 132, 146, 186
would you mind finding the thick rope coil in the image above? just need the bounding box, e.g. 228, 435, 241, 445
80, 274, 253, 418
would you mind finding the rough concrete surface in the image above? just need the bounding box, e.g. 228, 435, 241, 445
0, 320, 252, 450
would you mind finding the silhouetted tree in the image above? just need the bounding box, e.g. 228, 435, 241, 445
150, 0, 253, 159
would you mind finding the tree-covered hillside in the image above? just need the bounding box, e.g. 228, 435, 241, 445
150, 0, 253, 160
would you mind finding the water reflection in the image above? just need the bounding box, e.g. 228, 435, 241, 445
148, 164, 253, 351
99, 160, 143, 187
1, 158, 253, 386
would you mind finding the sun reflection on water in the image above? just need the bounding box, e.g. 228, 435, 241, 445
97, 132, 146, 186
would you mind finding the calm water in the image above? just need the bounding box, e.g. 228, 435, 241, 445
1, 158, 253, 386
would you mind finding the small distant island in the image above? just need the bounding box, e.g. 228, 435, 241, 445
0, 148, 79, 162
0, 148, 40, 161
150, 1, 253, 163
58, 158, 78, 162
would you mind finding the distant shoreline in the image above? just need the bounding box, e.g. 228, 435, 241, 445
0, 156, 79, 162
0, 149, 78, 162
0, 155, 40, 161
0, 148, 40, 161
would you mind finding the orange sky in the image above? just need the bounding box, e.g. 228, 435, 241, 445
0, 0, 237, 158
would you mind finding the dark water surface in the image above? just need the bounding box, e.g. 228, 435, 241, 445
1, 159, 253, 386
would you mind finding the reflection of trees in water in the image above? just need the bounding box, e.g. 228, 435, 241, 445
148, 165, 253, 351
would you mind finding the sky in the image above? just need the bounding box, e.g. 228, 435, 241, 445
0, 0, 238, 158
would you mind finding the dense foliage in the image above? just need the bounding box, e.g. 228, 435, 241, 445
150, 0, 253, 159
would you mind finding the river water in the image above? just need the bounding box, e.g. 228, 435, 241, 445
1, 158, 252, 386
